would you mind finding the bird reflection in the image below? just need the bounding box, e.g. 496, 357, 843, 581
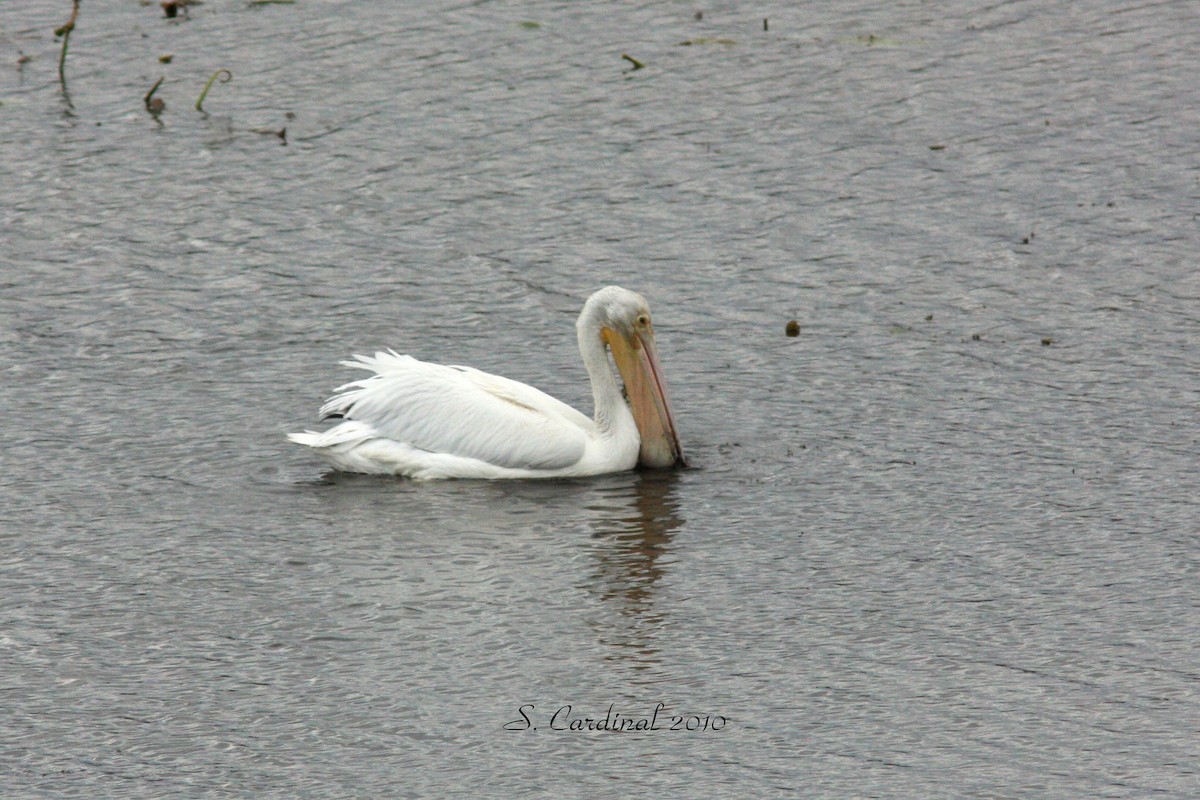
583, 471, 685, 672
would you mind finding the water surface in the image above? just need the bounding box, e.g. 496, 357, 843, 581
2, 1, 1197, 796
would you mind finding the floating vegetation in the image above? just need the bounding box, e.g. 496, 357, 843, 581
679, 38, 737, 46
621, 53, 645, 70
785, 320, 801, 337
517, 21, 541, 29
159, 53, 174, 64
248, 0, 296, 5
1041, 337, 1053, 346
144, 76, 166, 114
195, 68, 232, 112
763, 19, 769, 31
54, 0, 81, 93
928, 144, 945, 151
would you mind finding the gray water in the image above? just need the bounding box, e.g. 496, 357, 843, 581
2, 1, 1197, 796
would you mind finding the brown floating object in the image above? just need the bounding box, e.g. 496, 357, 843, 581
785, 320, 800, 337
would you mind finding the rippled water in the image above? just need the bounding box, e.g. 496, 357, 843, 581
2, 0, 1197, 796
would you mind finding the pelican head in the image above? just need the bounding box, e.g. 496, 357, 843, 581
580, 286, 685, 469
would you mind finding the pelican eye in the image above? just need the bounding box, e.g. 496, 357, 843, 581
636, 313, 650, 327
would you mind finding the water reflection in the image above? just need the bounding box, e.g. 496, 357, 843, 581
292, 467, 686, 675
583, 472, 685, 672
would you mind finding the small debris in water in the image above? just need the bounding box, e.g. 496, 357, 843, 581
763, 18, 769, 31
253, 126, 288, 144
161, 1, 188, 18
159, 53, 174, 63
925, 314, 933, 321
929, 144, 946, 150
517, 21, 541, 29
694, 11, 703, 21
1041, 337, 1053, 346
621, 54, 645, 70
971, 333, 981, 341
785, 320, 800, 337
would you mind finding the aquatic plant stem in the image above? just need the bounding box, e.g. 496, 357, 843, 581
144, 76, 165, 113
55, 0, 81, 92
195, 69, 232, 112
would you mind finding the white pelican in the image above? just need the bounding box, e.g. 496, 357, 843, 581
288, 286, 684, 479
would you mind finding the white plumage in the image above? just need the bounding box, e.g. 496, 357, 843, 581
289, 286, 683, 479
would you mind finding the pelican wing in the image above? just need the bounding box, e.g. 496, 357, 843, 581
317, 351, 593, 470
